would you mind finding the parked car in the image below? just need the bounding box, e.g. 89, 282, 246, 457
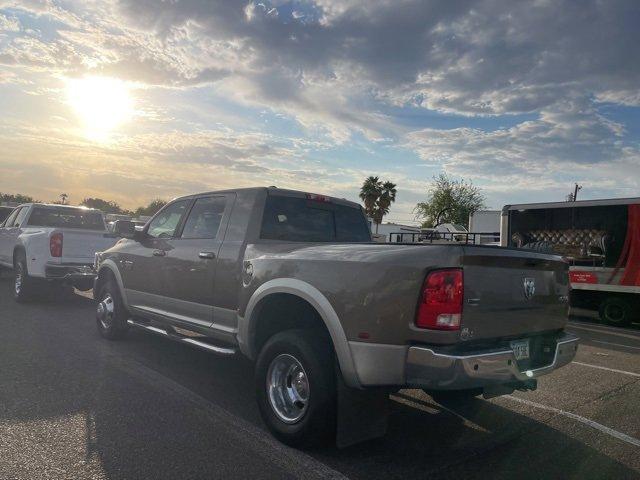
93, 187, 578, 447
0, 203, 119, 301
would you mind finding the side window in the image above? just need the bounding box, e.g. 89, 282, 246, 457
2, 208, 20, 228
146, 200, 190, 239
13, 207, 29, 227
181, 196, 227, 239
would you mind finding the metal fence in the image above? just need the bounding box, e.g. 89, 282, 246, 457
389, 231, 500, 244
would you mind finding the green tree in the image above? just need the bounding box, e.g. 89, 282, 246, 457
359, 176, 397, 233
372, 181, 397, 227
135, 199, 167, 217
414, 173, 485, 228
0, 193, 39, 204
81, 197, 129, 214
359, 176, 382, 216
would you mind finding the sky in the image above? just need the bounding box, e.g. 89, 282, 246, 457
0, 0, 639, 225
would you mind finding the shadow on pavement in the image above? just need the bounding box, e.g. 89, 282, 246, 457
0, 291, 637, 479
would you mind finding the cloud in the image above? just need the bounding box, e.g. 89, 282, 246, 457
116, 1, 638, 108
0, 117, 363, 208
0, 12, 19, 31
1, 0, 639, 221
4, 0, 639, 132
406, 99, 628, 175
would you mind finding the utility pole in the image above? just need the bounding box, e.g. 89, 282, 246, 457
573, 183, 582, 202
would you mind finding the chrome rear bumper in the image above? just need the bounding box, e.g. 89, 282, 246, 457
405, 332, 579, 390
45, 263, 96, 283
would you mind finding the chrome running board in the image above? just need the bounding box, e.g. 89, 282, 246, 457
127, 319, 236, 356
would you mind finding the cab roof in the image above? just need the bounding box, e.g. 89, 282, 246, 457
173, 186, 362, 209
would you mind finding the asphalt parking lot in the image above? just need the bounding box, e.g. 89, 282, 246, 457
0, 278, 638, 480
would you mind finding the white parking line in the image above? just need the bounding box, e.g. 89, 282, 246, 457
572, 361, 640, 377
504, 395, 640, 448
591, 339, 640, 350
390, 393, 490, 433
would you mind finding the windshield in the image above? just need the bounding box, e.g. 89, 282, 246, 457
27, 206, 105, 231
261, 195, 371, 242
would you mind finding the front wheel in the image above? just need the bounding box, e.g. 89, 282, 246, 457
599, 297, 632, 327
96, 279, 129, 340
255, 329, 336, 448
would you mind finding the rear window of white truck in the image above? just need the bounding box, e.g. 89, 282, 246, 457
27, 206, 105, 231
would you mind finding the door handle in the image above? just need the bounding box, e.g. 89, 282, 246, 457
199, 251, 216, 259
152, 249, 166, 257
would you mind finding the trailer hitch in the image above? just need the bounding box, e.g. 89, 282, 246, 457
483, 379, 538, 399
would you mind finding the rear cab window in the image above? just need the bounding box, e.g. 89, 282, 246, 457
27, 206, 105, 231
260, 194, 371, 242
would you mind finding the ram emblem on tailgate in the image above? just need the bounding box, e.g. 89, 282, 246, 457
523, 277, 536, 300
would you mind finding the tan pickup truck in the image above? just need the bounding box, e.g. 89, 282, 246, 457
93, 187, 578, 447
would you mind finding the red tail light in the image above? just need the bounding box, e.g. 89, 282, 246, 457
50, 232, 63, 257
415, 269, 463, 330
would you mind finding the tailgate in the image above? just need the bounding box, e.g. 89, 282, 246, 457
461, 246, 569, 341
57, 230, 118, 262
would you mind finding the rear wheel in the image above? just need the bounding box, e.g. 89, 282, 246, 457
96, 279, 129, 340
255, 329, 336, 448
599, 297, 632, 327
13, 253, 39, 303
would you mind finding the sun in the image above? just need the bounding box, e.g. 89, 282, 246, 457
66, 76, 134, 141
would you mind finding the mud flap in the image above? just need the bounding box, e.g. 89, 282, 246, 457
335, 367, 390, 448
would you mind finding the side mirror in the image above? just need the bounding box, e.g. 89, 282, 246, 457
114, 220, 137, 239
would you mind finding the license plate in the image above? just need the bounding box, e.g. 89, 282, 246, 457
510, 339, 530, 361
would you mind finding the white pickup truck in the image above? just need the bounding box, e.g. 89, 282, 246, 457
0, 203, 119, 302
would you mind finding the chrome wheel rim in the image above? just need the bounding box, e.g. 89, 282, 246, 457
267, 354, 310, 424
14, 268, 22, 296
97, 293, 115, 329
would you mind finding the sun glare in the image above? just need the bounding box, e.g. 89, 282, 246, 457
66, 76, 133, 141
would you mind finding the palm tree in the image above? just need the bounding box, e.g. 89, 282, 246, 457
372, 181, 397, 232
359, 176, 382, 219
359, 177, 396, 234
59, 193, 68, 205
378, 181, 397, 213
